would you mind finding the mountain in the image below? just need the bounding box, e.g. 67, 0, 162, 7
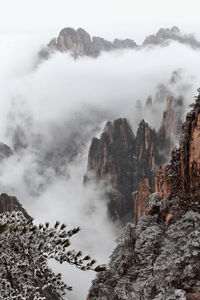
84, 118, 136, 223
143, 26, 200, 48
39, 26, 200, 60
155, 92, 200, 205
0, 143, 12, 160
87, 91, 200, 300
84, 94, 183, 224
39, 27, 137, 59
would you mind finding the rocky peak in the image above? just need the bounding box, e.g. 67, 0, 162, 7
85, 93, 184, 224
39, 26, 200, 60
84, 117, 167, 223
134, 178, 151, 221
113, 38, 137, 49
86, 118, 135, 178
88, 91, 200, 300
143, 26, 200, 48
47, 27, 92, 57
155, 93, 200, 204
145, 95, 153, 107
170, 70, 183, 84
40, 27, 138, 59
158, 96, 183, 152
92, 37, 114, 57
85, 118, 136, 223
0, 143, 13, 160
135, 120, 160, 186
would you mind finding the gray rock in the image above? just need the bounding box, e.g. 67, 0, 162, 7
113, 38, 137, 49
0, 143, 13, 160
143, 26, 200, 48
39, 26, 200, 61
40, 27, 138, 59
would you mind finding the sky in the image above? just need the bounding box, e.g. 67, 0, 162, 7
1, 0, 200, 43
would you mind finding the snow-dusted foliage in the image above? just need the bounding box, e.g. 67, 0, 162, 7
0, 211, 103, 300
154, 211, 200, 291
88, 210, 200, 300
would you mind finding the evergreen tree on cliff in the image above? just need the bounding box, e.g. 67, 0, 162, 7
0, 211, 105, 299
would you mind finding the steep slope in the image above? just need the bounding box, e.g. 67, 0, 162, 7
155, 91, 200, 206
87, 91, 200, 300
39, 26, 200, 60
84, 118, 136, 223
158, 96, 183, 154
0, 143, 12, 160
0, 142, 30, 218
40, 27, 137, 59
143, 26, 200, 48
85, 94, 183, 223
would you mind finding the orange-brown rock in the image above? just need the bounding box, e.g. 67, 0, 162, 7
165, 212, 173, 229
134, 178, 151, 222
155, 164, 172, 198
85, 118, 166, 223
135, 120, 162, 188
155, 95, 200, 202
186, 287, 200, 300
40, 27, 138, 59
87, 92, 200, 300
85, 95, 183, 223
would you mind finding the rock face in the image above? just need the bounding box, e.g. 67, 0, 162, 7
87, 92, 200, 300
135, 120, 162, 188
0, 193, 30, 220
85, 117, 167, 223
88, 211, 200, 300
0, 143, 12, 160
40, 27, 137, 59
143, 26, 200, 48
134, 178, 151, 221
85, 94, 183, 223
85, 119, 136, 223
158, 96, 183, 155
39, 26, 200, 60
155, 92, 200, 204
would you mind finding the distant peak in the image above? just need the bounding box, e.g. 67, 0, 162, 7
39, 26, 200, 61
171, 25, 181, 33
143, 25, 200, 48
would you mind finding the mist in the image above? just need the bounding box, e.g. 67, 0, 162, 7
1, 32, 200, 299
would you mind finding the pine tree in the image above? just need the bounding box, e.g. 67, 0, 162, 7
0, 211, 105, 299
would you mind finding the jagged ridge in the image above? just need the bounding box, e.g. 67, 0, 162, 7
85, 95, 183, 223
87, 91, 200, 300
40, 26, 200, 59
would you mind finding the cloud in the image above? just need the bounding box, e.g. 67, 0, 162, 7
0, 33, 200, 299
3, 39, 199, 138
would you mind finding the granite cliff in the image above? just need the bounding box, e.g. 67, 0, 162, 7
84, 118, 136, 223
85, 94, 183, 223
39, 26, 200, 60
40, 27, 137, 59
155, 90, 200, 211
87, 91, 200, 300
143, 26, 200, 48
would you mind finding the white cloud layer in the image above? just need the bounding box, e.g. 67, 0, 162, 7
0, 31, 200, 299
